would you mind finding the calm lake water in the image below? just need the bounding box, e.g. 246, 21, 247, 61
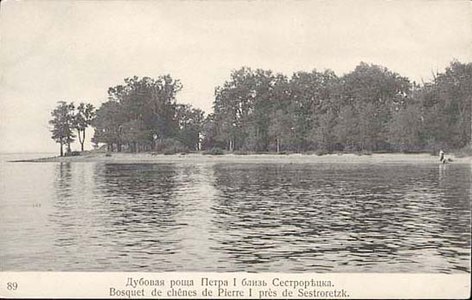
0, 153, 470, 273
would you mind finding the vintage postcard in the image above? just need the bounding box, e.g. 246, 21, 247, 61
0, 0, 470, 298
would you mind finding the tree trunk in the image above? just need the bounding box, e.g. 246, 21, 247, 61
81, 130, 86, 152
77, 129, 84, 152
60, 140, 64, 157
276, 138, 280, 153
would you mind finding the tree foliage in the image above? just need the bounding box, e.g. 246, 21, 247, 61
49, 101, 76, 156
51, 61, 472, 154
92, 75, 205, 153
206, 61, 471, 153
73, 103, 96, 152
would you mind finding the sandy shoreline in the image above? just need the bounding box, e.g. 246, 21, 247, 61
11, 152, 471, 164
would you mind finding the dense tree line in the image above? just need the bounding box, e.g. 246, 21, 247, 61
50, 61, 471, 155
204, 61, 471, 153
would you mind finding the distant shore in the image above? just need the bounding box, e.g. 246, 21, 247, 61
11, 152, 472, 164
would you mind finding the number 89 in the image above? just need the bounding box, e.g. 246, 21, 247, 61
7, 282, 18, 290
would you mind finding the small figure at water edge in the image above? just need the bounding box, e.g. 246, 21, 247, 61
439, 150, 453, 164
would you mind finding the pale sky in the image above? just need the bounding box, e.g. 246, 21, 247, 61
1, 0, 471, 153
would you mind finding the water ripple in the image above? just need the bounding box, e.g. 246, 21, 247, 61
0, 160, 470, 273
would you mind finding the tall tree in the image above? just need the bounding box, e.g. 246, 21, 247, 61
73, 103, 96, 152
92, 101, 125, 152
213, 67, 254, 151
49, 101, 76, 156
93, 75, 183, 152
268, 108, 295, 152
338, 62, 411, 151
289, 69, 338, 151
420, 61, 472, 149
388, 104, 424, 151
310, 108, 337, 151
333, 105, 359, 151
175, 104, 205, 151
213, 68, 285, 151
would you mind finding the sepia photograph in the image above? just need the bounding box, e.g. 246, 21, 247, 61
0, 0, 471, 298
